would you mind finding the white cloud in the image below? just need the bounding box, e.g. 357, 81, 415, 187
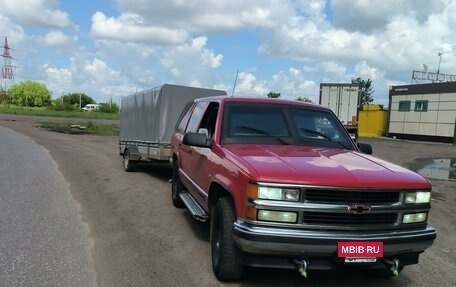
331, 0, 446, 33
233, 72, 269, 96
44, 64, 72, 94
160, 37, 223, 85
38, 30, 72, 48
0, 0, 70, 28
270, 68, 318, 101
0, 14, 26, 43
42, 56, 137, 103
115, 0, 293, 33
90, 12, 188, 44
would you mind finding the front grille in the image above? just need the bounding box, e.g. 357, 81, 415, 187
304, 189, 399, 204
302, 211, 397, 225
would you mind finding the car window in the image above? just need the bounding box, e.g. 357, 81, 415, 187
222, 102, 354, 149
185, 101, 209, 133
226, 104, 289, 137
175, 101, 195, 133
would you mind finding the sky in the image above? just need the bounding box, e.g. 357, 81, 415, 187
1, 0, 456, 107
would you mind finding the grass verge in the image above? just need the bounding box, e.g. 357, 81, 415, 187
0, 105, 120, 120
40, 121, 119, 136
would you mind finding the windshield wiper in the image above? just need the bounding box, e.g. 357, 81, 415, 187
299, 128, 352, 150
236, 125, 290, 145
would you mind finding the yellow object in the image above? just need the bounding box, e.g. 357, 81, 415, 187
358, 104, 388, 137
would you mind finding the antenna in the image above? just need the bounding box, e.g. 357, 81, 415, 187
231, 70, 239, 97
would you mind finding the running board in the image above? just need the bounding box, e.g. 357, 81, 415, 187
179, 192, 208, 222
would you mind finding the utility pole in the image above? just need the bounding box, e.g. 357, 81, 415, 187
437, 52, 442, 75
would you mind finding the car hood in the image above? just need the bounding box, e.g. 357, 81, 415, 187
223, 145, 430, 189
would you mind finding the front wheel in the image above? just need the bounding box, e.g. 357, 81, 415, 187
211, 197, 245, 281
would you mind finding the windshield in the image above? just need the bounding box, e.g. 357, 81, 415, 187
221, 102, 355, 150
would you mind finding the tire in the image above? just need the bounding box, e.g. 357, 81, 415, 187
211, 197, 245, 281
171, 163, 185, 208
123, 149, 136, 172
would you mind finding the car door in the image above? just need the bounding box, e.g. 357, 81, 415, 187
178, 101, 210, 207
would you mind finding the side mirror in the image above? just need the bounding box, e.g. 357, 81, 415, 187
197, 128, 209, 137
357, 143, 372, 155
183, 132, 213, 148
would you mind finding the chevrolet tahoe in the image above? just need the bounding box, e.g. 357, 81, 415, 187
170, 96, 436, 281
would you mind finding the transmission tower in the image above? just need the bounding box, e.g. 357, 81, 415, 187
1, 37, 15, 90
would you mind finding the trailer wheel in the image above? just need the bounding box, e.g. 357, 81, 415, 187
211, 197, 245, 281
123, 149, 136, 172
171, 163, 185, 208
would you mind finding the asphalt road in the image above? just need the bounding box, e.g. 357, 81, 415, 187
0, 126, 97, 287
0, 116, 455, 287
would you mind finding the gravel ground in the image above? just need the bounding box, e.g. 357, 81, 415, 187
0, 115, 455, 287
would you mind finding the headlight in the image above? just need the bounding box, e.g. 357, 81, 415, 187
402, 212, 427, 224
257, 210, 298, 223
405, 191, 431, 203
257, 186, 300, 201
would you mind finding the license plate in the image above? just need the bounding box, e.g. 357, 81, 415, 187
338, 241, 383, 258
344, 258, 377, 263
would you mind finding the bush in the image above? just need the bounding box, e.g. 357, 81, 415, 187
49, 101, 78, 111
98, 102, 120, 113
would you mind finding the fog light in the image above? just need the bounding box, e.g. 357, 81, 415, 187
257, 210, 297, 223
402, 212, 427, 224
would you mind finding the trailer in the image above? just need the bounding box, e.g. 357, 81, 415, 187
119, 84, 227, 171
319, 83, 360, 139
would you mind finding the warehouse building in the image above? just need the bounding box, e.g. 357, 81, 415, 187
388, 82, 456, 143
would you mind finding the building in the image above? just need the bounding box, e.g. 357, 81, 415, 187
388, 82, 456, 143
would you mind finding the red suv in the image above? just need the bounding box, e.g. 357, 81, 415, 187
170, 96, 436, 281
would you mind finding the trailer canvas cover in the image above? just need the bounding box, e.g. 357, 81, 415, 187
120, 84, 227, 143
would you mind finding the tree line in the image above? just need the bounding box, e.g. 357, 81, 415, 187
0, 80, 119, 113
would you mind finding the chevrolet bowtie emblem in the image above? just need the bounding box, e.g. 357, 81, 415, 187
348, 204, 371, 214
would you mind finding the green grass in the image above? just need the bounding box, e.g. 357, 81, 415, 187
0, 104, 120, 120
40, 121, 119, 136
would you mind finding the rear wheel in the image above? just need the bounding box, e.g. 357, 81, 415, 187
123, 149, 136, 172
211, 197, 245, 281
171, 163, 185, 208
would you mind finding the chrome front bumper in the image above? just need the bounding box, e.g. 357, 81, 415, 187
233, 221, 436, 257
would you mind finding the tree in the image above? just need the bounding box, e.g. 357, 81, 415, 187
295, 96, 312, 102
351, 77, 374, 105
0, 88, 10, 104
267, 92, 281, 98
9, 81, 52, 107
62, 93, 96, 108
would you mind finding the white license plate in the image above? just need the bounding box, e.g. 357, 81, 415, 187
344, 258, 377, 263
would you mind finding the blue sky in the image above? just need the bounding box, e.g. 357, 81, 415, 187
1, 0, 456, 107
